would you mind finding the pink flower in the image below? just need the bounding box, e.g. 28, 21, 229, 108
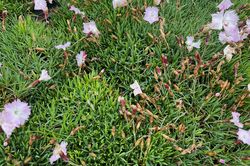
55, 42, 71, 51
237, 129, 250, 145
83, 21, 100, 37
50, 141, 68, 164
0, 112, 16, 139
217, 0, 233, 12
143, 7, 159, 24
76, 51, 87, 67
210, 10, 239, 30
230, 112, 243, 128
3, 99, 31, 127
130, 80, 142, 96
223, 45, 235, 61
219, 26, 244, 44
185, 36, 201, 52
219, 159, 225, 164
69, 5, 85, 16
112, 0, 128, 9
154, 0, 161, 5
34, 0, 48, 11
39, 70, 51, 81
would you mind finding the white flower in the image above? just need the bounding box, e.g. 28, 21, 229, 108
217, 0, 233, 12
130, 80, 142, 96
237, 129, 250, 145
76, 51, 87, 67
230, 112, 243, 128
69, 5, 85, 16
55, 42, 71, 51
223, 45, 235, 62
0, 112, 16, 139
34, 0, 48, 11
143, 7, 159, 24
210, 10, 239, 31
112, 0, 128, 9
39, 70, 51, 81
185, 36, 201, 52
83, 21, 100, 37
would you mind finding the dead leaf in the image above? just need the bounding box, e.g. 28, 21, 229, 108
24, 157, 32, 165
29, 135, 41, 146
111, 126, 116, 137
146, 136, 151, 148
135, 137, 144, 147
181, 143, 202, 155
178, 123, 186, 133
89, 153, 97, 158
162, 134, 176, 142
49, 138, 56, 145
207, 151, 217, 157
121, 130, 126, 139
174, 144, 183, 151
70, 126, 85, 136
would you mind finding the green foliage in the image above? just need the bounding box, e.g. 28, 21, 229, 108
0, 0, 249, 165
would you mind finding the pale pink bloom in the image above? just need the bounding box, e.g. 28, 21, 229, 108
48, 0, 53, 3
83, 21, 100, 37
0, 112, 16, 139
210, 10, 239, 30
69, 5, 85, 16
218, 0, 233, 12
185, 36, 201, 52
143, 7, 159, 24
112, 0, 128, 9
223, 45, 235, 61
219, 159, 225, 164
39, 70, 51, 81
154, 0, 161, 5
4, 99, 31, 127
76, 51, 87, 67
50, 141, 68, 164
55, 42, 71, 50
34, 0, 48, 11
219, 26, 243, 44
237, 129, 250, 145
130, 80, 142, 96
230, 112, 243, 128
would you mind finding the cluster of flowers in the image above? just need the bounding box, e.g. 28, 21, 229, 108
1, 0, 248, 164
230, 112, 250, 145
209, 0, 250, 62
0, 70, 51, 145
130, 0, 250, 155
210, 0, 249, 43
